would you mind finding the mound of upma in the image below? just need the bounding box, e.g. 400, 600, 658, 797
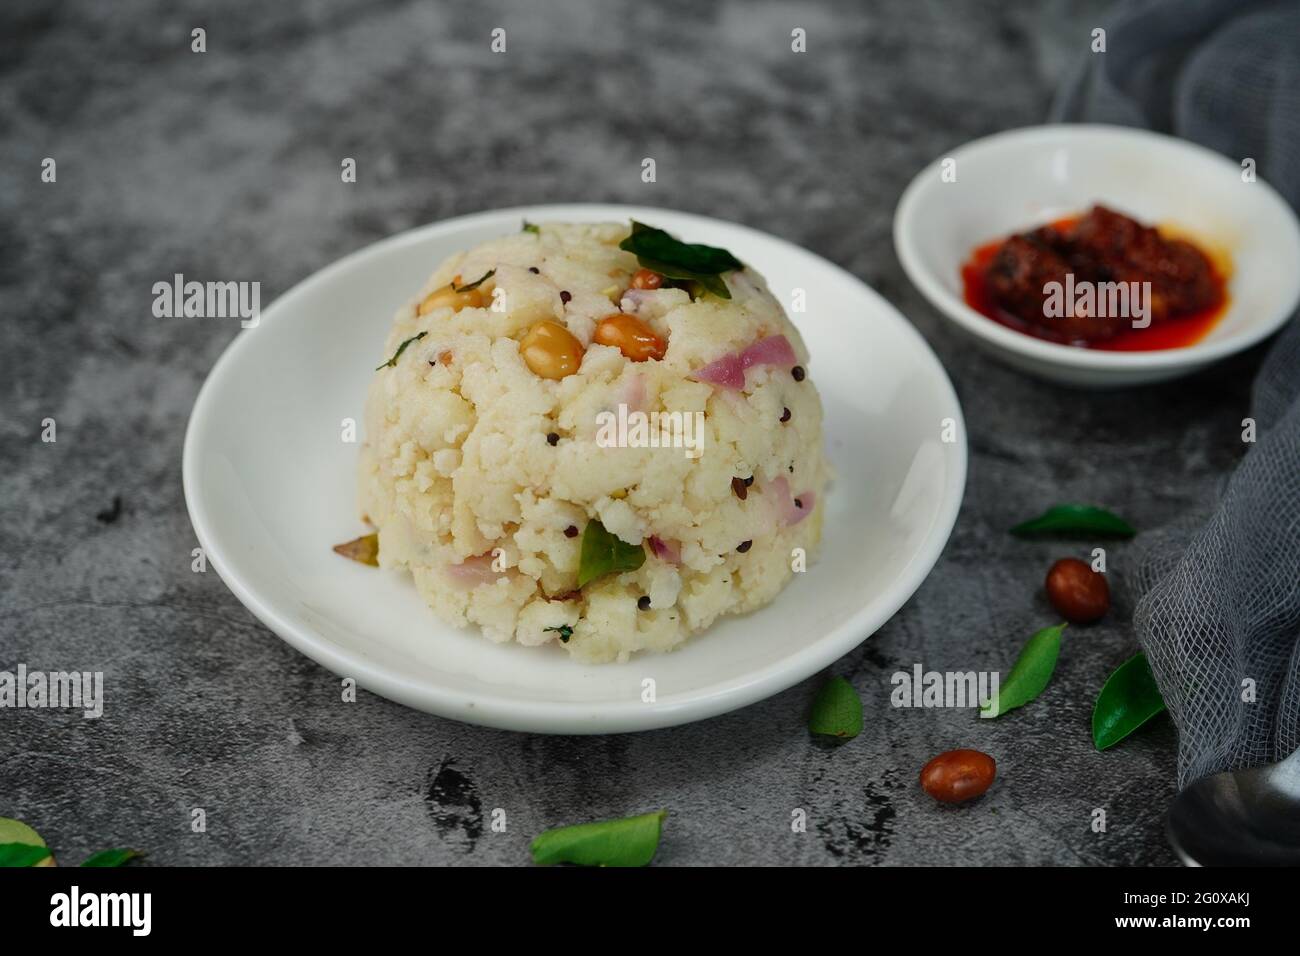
354, 221, 827, 663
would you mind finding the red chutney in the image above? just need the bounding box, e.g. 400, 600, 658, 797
961, 211, 1229, 352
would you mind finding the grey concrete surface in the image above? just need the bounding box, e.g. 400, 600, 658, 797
1, 0, 1258, 866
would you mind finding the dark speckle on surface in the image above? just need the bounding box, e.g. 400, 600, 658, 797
424, 757, 483, 851
95, 495, 123, 524
817, 771, 899, 862
0, 0, 1219, 865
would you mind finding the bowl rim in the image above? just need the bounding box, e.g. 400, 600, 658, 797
894, 123, 1300, 371
182, 202, 969, 733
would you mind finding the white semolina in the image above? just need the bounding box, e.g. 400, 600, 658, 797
357, 222, 828, 663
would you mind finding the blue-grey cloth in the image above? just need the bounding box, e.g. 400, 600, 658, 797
1054, 0, 1300, 787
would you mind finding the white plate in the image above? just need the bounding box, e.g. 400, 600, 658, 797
183, 205, 966, 733
895, 124, 1300, 387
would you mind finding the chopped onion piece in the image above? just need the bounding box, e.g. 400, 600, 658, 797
648, 535, 681, 565
693, 335, 797, 390
443, 553, 503, 589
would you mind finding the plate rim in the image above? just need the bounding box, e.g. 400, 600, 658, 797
182, 202, 968, 733
894, 123, 1300, 372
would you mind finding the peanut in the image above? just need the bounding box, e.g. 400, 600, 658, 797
1045, 557, 1110, 623
920, 749, 996, 804
520, 320, 584, 379
594, 314, 666, 362
630, 268, 664, 290
418, 278, 487, 316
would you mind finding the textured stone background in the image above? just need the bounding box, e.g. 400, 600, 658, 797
1, 0, 1262, 865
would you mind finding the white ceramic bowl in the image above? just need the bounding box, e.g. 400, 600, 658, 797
895, 124, 1300, 387
183, 204, 966, 733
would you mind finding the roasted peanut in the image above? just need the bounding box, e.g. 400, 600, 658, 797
594, 314, 666, 362
418, 278, 487, 316
630, 268, 664, 290
920, 749, 996, 804
1045, 557, 1110, 623
520, 320, 584, 379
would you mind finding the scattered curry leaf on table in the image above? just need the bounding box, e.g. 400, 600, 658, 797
0, 818, 144, 868
375, 331, 427, 370
0, 817, 46, 847
577, 520, 645, 587
808, 676, 863, 740
1092, 651, 1167, 751
980, 623, 1068, 718
0, 843, 53, 867
522, 221, 540, 235
0, 818, 53, 867
530, 810, 667, 867
80, 848, 144, 868
618, 221, 741, 300
1010, 504, 1135, 539
333, 533, 379, 567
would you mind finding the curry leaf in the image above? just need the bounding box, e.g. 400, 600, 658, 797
981, 623, 1067, 718
1092, 652, 1167, 751
376, 332, 427, 370
0, 818, 46, 847
522, 221, 540, 235
452, 269, 495, 292
622, 222, 742, 274
333, 533, 379, 567
808, 676, 863, 739
0, 819, 51, 867
634, 255, 730, 299
619, 222, 741, 300
80, 848, 144, 868
545, 624, 574, 643
530, 810, 667, 867
0, 843, 53, 867
1010, 504, 1135, 538
577, 520, 645, 588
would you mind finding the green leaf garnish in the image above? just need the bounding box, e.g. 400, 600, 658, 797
376, 332, 427, 370
577, 519, 646, 588
545, 624, 574, 643
0, 818, 52, 866
635, 256, 731, 299
530, 810, 667, 867
452, 269, 495, 293
522, 221, 540, 235
618, 221, 741, 299
333, 532, 379, 566
0, 818, 46, 847
80, 848, 144, 868
0, 843, 53, 867
981, 623, 1067, 718
1092, 652, 1166, 751
808, 676, 863, 739
1010, 505, 1135, 538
